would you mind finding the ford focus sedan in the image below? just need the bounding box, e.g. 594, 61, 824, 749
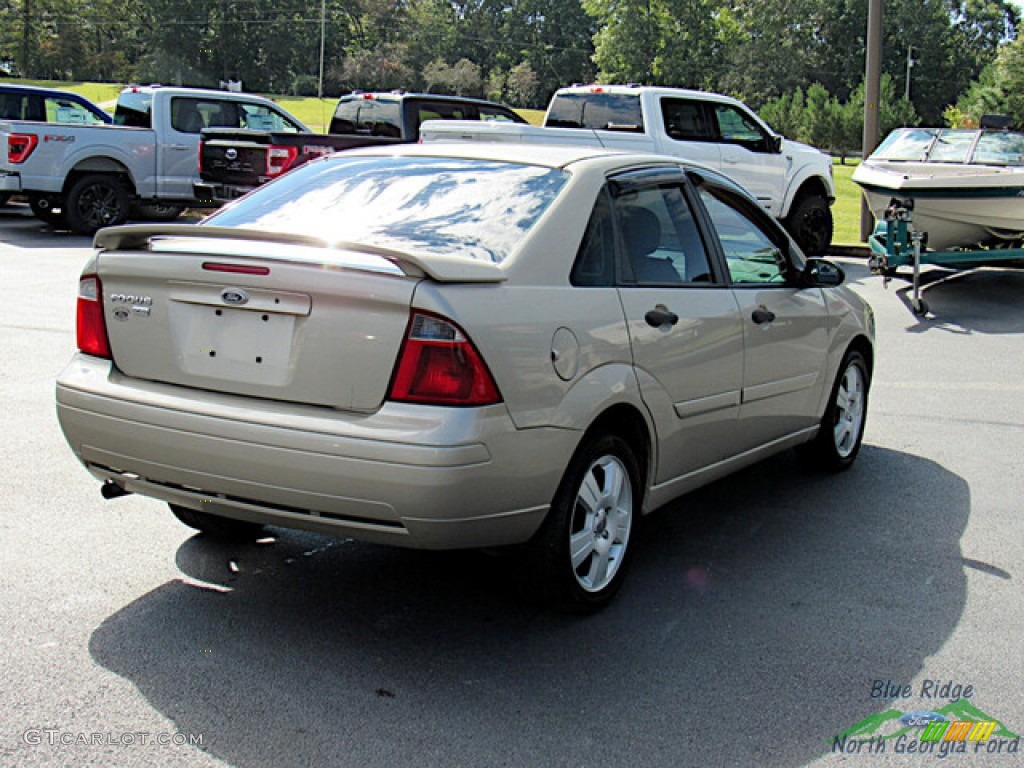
56, 142, 874, 612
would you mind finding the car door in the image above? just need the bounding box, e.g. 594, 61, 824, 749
693, 175, 830, 449
159, 97, 246, 199
711, 103, 787, 217
602, 168, 746, 484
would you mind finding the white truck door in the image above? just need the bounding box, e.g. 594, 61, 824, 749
655, 97, 723, 170
711, 103, 787, 217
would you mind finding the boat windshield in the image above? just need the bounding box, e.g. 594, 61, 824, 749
928, 130, 976, 163
972, 132, 1024, 166
872, 127, 1024, 166
872, 128, 938, 161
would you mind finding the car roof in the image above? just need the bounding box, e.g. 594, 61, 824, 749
338, 91, 516, 108
0, 83, 96, 99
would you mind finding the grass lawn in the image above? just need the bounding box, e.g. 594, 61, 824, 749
832, 158, 868, 246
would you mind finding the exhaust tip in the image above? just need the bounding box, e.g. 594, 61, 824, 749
101, 481, 131, 500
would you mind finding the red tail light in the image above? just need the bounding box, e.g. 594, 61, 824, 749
266, 145, 299, 177
8, 133, 39, 164
76, 275, 112, 359
389, 313, 501, 406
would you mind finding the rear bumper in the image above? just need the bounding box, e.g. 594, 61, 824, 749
56, 354, 576, 549
0, 172, 21, 193
193, 180, 255, 204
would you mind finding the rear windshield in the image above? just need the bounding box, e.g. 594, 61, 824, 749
203, 155, 569, 263
545, 92, 644, 132
114, 90, 152, 128
330, 97, 402, 137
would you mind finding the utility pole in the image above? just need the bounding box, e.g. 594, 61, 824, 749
20, 0, 31, 76
318, 0, 326, 100
905, 46, 916, 101
861, 0, 883, 242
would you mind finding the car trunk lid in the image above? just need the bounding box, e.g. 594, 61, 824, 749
92, 224, 505, 412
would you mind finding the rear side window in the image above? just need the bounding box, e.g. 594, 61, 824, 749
171, 97, 243, 133
0, 92, 31, 120
546, 92, 644, 132
329, 97, 402, 137
204, 155, 569, 264
480, 105, 524, 122
662, 99, 714, 141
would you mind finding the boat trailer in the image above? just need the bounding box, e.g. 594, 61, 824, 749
867, 197, 1024, 316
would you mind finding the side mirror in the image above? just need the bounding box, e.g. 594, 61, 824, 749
769, 134, 783, 154
801, 258, 845, 287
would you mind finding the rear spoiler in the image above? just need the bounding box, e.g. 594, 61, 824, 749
93, 224, 507, 284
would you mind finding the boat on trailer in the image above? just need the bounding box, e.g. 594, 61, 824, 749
853, 118, 1024, 315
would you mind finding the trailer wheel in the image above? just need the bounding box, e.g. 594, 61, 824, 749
64, 174, 131, 235
785, 194, 833, 256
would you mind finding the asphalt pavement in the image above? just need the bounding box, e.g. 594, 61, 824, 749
1, 201, 1021, 767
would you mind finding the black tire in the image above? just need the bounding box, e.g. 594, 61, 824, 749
526, 433, 640, 613
64, 174, 131, 235
785, 194, 833, 256
169, 503, 264, 540
131, 202, 185, 222
802, 349, 870, 471
28, 194, 68, 228
0, 193, 9, 207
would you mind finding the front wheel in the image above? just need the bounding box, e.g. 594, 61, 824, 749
803, 349, 869, 471
526, 434, 640, 613
785, 194, 833, 256
64, 174, 131, 235
169, 504, 264, 540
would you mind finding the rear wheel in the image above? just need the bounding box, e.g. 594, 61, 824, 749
785, 194, 833, 256
169, 504, 265, 540
526, 433, 639, 613
64, 174, 130, 234
803, 349, 869, 471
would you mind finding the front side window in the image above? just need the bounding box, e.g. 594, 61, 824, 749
714, 105, 768, 149
872, 128, 938, 161
698, 185, 789, 284
204, 156, 569, 264
479, 105, 523, 122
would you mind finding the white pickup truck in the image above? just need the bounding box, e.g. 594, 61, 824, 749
0, 85, 307, 234
421, 84, 836, 254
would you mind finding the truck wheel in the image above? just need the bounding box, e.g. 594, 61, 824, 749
785, 194, 833, 256
28, 195, 68, 228
64, 174, 131, 235
132, 202, 185, 222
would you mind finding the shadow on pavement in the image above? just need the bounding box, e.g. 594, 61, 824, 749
89, 446, 969, 767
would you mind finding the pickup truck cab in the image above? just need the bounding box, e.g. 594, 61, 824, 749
422, 84, 836, 254
1, 85, 305, 234
195, 91, 526, 203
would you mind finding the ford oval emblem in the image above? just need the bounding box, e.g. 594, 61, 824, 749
225, 148, 238, 160
899, 711, 947, 728
221, 288, 250, 306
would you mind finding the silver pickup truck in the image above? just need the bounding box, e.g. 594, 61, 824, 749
0, 85, 307, 234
